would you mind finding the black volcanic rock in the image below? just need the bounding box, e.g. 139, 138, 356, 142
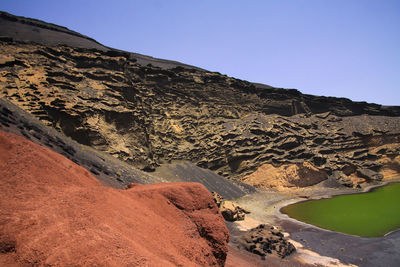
238, 224, 296, 259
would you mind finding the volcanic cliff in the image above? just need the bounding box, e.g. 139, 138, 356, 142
1, 10, 400, 190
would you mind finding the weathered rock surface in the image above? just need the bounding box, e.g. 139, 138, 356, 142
212, 192, 250, 221
238, 224, 296, 260
242, 162, 328, 190
0, 97, 165, 188
1, 13, 400, 189
0, 129, 229, 266
0, 97, 254, 199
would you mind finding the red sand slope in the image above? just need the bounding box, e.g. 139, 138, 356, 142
0, 130, 229, 266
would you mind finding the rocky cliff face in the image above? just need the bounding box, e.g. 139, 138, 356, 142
1, 13, 400, 189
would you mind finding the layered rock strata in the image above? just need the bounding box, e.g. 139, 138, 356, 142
1, 32, 400, 188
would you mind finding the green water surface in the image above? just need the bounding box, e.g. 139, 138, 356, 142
281, 182, 400, 237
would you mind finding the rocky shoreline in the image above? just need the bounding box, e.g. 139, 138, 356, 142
230, 178, 400, 266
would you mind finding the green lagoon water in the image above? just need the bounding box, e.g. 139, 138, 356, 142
281, 182, 400, 237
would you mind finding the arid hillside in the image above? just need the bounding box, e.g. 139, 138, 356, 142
0, 129, 229, 266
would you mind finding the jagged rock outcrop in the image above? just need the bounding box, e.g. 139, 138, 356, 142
0, 129, 229, 266
238, 224, 296, 260
1, 13, 400, 188
212, 192, 250, 221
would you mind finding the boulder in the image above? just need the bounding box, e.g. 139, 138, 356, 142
357, 168, 383, 181
212, 191, 224, 207
238, 224, 296, 259
212, 192, 250, 221
220, 201, 250, 221
330, 170, 354, 187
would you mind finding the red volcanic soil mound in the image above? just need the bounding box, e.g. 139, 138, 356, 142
0, 130, 229, 266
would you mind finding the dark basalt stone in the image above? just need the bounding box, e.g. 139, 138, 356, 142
238, 224, 296, 259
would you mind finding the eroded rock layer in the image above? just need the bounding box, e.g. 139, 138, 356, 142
0, 129, 229, 266
1, 38, 400, 188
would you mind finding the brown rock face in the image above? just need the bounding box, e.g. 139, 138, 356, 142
212, 192, 250, 221
1, 13, 400, 188
0, 130, 229, 266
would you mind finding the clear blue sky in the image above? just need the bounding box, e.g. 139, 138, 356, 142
1, 0, 399, 105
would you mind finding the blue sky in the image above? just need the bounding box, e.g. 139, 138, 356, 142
1, 0, 399, 105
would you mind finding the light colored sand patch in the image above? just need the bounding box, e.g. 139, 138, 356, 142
241, 162, 327, 190
232, 217, 264, 231
371, 143, 400, 180
379, 155, 400, 180
0, 54, 15, 64
290, 240, 357, 267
